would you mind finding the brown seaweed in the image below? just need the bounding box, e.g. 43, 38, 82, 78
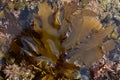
1, 1, 117, 79
58, 2, 115, 66
38, 2, 58, 36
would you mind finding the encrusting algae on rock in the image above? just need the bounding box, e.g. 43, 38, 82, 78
0, 0, 118, 80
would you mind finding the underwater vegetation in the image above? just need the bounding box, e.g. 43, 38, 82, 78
0, 0, 119, 80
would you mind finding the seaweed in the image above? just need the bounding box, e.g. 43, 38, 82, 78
0, 0, 117, 79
